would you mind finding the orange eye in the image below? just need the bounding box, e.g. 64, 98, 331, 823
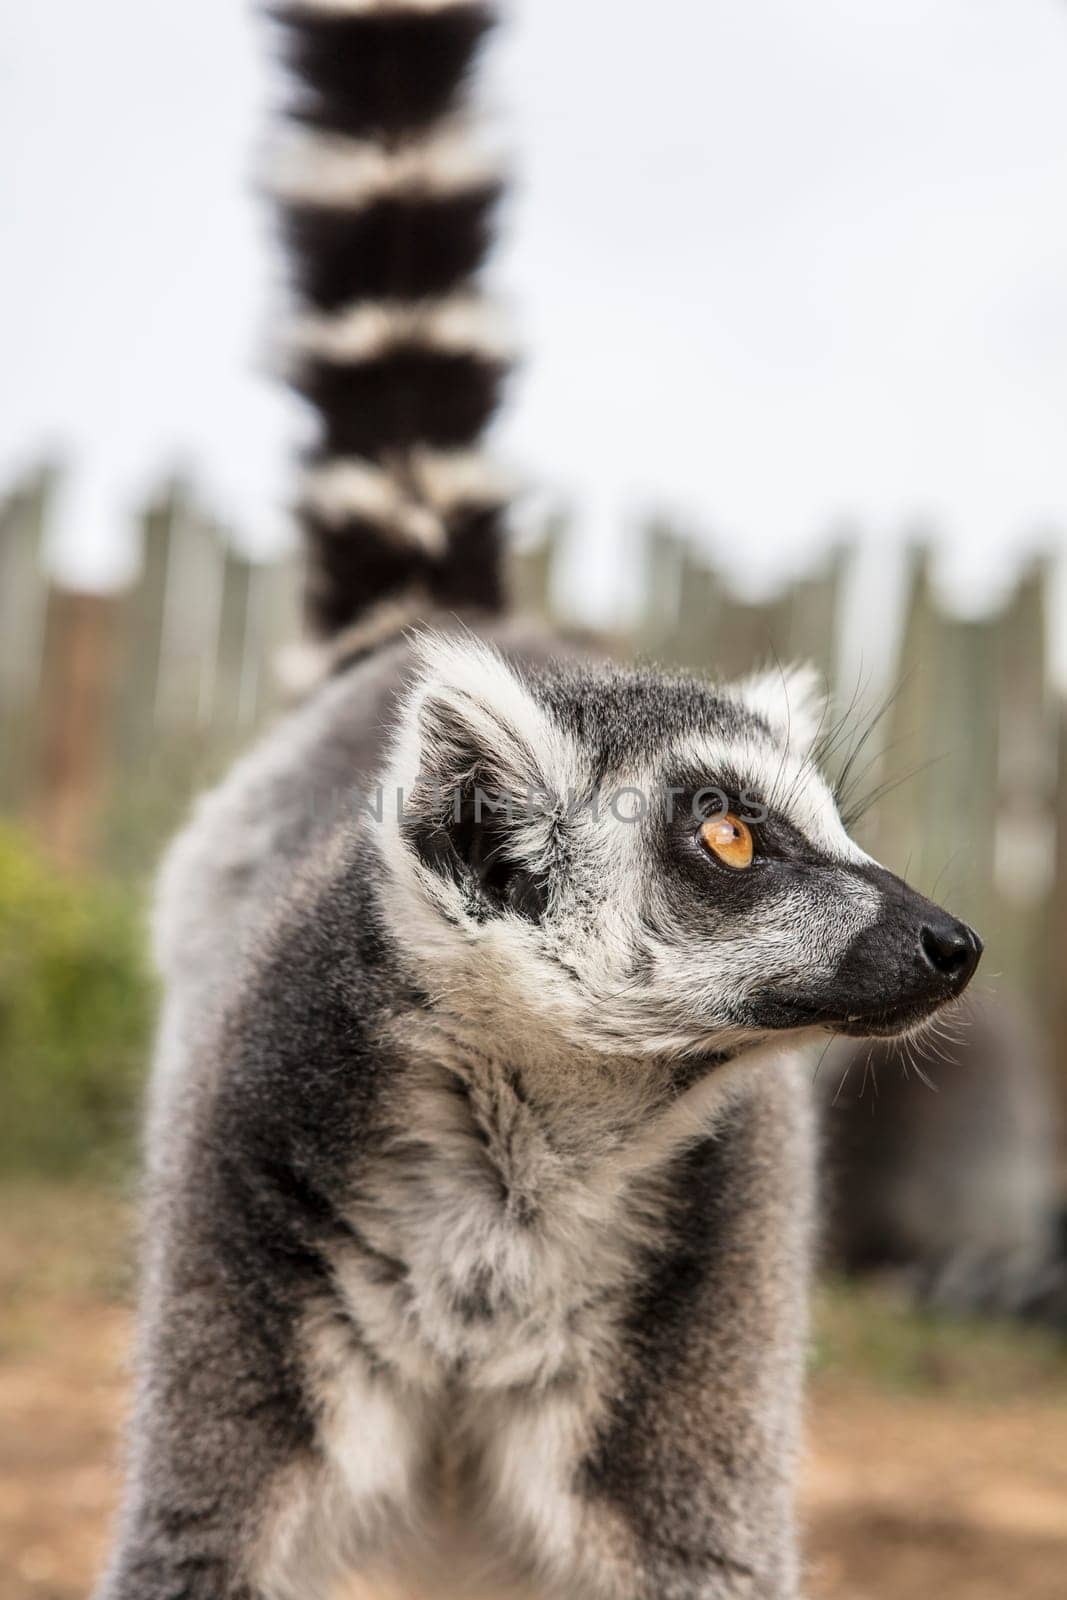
699, 813, 754, 869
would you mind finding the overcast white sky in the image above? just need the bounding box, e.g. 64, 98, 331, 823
4, 0, 1067, 632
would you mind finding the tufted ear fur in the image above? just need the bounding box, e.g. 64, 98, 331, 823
394, 635, 576, 921
731, 661, 827, 755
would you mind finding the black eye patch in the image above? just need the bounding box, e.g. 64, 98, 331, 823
643, 769, 843, 930
658, 764, 835, 868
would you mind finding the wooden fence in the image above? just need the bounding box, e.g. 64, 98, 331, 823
1, 470, 303, 875
2, 464, 1065, 1099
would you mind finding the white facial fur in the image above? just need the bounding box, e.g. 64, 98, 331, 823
377, 635, 883, 1063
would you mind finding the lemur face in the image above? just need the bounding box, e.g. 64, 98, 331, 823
383, 636, 981, 1060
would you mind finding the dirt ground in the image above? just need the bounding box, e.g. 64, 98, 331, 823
2, 1185, 1066, 1600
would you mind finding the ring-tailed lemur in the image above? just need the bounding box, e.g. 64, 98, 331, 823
97, 5, 982, 1598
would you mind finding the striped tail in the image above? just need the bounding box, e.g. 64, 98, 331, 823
272, 0, 512, 644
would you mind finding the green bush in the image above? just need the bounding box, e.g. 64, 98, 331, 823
0, 825, 154, 1176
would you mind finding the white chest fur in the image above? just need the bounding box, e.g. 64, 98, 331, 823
278, 1036, 804, 1599
327, 1022, 766, 1398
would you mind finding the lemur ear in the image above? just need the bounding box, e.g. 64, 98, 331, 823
731, 661, 827, 753
394, 634, 572, 920
410, 633, 558, 791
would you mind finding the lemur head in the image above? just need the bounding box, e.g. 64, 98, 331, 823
379, 635, 981, 1061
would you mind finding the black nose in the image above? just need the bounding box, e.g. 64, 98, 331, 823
919, 918, 982, 984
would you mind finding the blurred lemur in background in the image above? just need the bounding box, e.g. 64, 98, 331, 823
97, 5, 982, 1599
821, 992, 1067, 1331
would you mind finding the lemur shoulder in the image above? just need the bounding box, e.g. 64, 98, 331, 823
97, 4, 982, 1598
